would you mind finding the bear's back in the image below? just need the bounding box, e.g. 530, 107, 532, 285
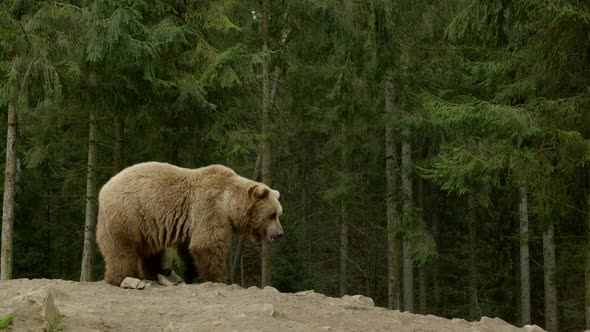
99, 162, 245, 202
195, 164, 237, 178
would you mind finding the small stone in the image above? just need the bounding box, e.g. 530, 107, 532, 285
158, 270, 184, 286
341, 294, 374, 307
120, 277, 146, 289
262, 303, 276, 317
321, 326, 332, 331
295, 290, 314, 296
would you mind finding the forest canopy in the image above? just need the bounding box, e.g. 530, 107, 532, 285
1, 0, 589, 331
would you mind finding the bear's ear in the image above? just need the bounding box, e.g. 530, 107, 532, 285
272, 190, 280, 199
249, 185, 269, 200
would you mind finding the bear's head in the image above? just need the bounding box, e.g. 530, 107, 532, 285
246, 185, 283, 243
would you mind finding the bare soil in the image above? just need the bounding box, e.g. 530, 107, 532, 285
0, 278, 544, 332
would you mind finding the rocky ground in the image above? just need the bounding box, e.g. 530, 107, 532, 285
0, 278, 545, 332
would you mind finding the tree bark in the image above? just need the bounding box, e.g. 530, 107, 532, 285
46, 190, 51, 277
519, 184, 531, 326
113, 111, 124, 174
418, 268, 427, 314
586, 191, 590, 330
260, 0, 272, 287
468, 193, 478, 320
384, 72, 402, 310
402, 141, 413, 312
432, 192, 441, 314
1, 101, 18, 280
543, 224, 558, 332
80, 108, 98, 282
340, 203, 349, 296
417, 180, 427, 314
340, 123, 349, 296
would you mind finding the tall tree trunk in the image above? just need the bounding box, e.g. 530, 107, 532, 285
260, 0, 272, 287
113, 111, 124, 174
519, 184, 531, 326
418, 268, 427, 314
432, 192, 441, 314
80, 109, 98, 282
468, 194, 478, 320
543, 224, 558, 332
366, 224, 374, 298
402, 141, 413, 312
46, 190, 51, 277
586, 191, 590, 330
340, 201, 349, 296
384, 72, 402, 310
1, 101, 17, 280
340, 123, 349, 296
417, 180, 427, 314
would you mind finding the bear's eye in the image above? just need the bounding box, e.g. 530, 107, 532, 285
270, 213, 277, 220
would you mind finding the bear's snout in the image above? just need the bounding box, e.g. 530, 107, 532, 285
265, 222, 284, 243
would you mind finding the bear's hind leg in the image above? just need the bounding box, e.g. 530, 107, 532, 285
138, 251, 164, 281
104, 249, 137, 286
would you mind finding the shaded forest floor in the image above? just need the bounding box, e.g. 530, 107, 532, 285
0, 279, 545, 331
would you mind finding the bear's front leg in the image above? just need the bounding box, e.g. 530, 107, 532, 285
190, 245, 230, 284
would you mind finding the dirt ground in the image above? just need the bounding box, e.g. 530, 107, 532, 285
0, 278, 545, 332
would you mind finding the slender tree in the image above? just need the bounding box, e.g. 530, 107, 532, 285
468, 193, 478, 320
113, 111, 124, 174
340, 199, 349, 296
519, 184, 530, 326
340, 123, 349, 296
402, 141, 413, 312
543, 224, 558, 332
587, 191, 590, 329
431, 190, 441, 314
417, 180, 427, 314
384, 71, 401, 309
1, 101, 17, 280
0, 1, 62, 280
80, 102, 97, 282
587, 190, 590, 329
260, 0, 273, 287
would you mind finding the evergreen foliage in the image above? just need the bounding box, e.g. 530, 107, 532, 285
0, 0, 589, 329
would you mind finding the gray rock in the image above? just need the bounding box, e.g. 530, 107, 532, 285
262, 303, 276, 317
341, 294, 375, 307
120, 277, 147, 289
10, 290, 60, 332
294, 290, 314, 296
158, 270, 184, 286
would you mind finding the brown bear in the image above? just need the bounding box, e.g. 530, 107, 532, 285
96, 162, 283, 286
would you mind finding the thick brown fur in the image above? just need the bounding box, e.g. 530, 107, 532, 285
96, 162, 283, 286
